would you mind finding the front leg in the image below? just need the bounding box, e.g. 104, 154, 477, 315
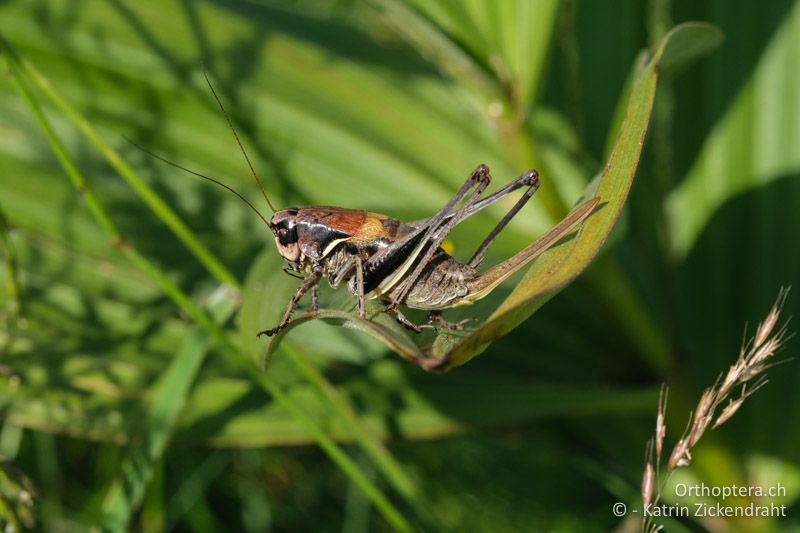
258, 267, 323, 337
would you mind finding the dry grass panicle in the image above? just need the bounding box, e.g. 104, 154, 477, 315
641, 288, 793, 532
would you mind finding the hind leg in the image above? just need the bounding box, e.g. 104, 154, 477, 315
425, 310, 476, 331
386, 306, 423, 333
387, 170, 492, 310
467, 170, 540, 268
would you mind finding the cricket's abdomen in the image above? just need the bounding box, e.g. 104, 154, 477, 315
387, 250, 478, 310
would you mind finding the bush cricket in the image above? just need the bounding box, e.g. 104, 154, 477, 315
264, 166, 599, 336
140, 74, 599, 337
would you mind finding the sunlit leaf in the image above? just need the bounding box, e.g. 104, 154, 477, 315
667, 7, 800, 257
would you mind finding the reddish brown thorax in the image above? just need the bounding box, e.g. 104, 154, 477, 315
270, 206, 405, 268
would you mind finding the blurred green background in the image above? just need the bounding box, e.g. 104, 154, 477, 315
1, 0, 799, 531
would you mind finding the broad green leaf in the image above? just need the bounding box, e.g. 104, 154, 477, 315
667, 4, 800, 257
374, 0, 559, 117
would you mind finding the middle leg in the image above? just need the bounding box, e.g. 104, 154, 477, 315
354, 255, 366, 319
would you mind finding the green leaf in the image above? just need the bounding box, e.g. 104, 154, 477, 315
372, 0, 559, 116
667, 8, 800, 257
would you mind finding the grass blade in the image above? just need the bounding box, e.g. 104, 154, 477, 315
100, 287, 238, 529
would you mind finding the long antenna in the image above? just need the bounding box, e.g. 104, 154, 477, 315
124, 137, 272, 228
202, 67, 277, 213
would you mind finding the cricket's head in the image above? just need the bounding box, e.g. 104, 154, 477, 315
270, 207, 301, 264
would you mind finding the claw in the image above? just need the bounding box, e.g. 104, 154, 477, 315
257, 325, 285, 337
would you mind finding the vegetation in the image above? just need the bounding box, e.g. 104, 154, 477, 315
0, 1, 798, 531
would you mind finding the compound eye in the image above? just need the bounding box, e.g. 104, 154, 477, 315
276, 225, 297, 246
